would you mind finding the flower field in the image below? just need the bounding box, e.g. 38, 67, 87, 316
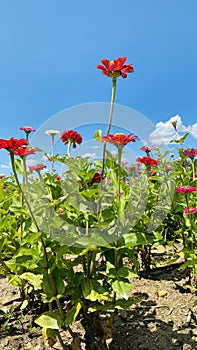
0, 57, 197, 350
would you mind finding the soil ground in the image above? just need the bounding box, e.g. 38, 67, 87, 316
1, 247, 197, 350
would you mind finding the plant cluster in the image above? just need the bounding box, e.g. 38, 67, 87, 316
0, 57, 196, 349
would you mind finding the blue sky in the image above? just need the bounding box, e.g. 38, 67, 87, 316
0, 0, 197, 173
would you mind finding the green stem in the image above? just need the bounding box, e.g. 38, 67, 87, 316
97, 78, 117, 215
10, 151, 66, 325
101, 78, 117, 176
107, 78, 117, 135
185, 194, 193, 228
10, 152, 40, 232
51, 135, 55, 172
67, 141, 71, 157
56, 330, 68, 350
191, 159, 195, 178
117, 147, 123, 198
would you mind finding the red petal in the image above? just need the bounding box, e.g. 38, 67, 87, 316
116, 57, 127, 70
100, 59, 111, 70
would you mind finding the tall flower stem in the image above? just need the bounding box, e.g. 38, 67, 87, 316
67, 141, 71, 157
51, 135, 55, 172
101, 78, 117, 175
98, 79, 117, 216
10, 152, 67, 346
112, 146, 123, 307
10, 152, 40, 232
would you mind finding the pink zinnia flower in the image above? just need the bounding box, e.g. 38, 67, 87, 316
175, 186, 196, 195
166, 165, 173, 171
20, 126, 35, 133
58, 208, 65, 214
140, 145, 155, 153
184, 207, 197, 214
182, 148, 197, 158
29, 164, 46, 172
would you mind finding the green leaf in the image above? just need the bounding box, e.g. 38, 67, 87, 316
35, 312, 63, 329
117, 267, 137, 279
20, 300, 29, 310
83, 279, 108, 301
42, 328, 57, 341
65, 302, 81, 326
123, 232, 155, 246
170, 132, 190, 144
111, 280, 133, 300
180, 259, 197, 269
94, 129, 102, 142
20, 272, 43, 289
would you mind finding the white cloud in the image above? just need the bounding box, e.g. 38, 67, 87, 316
0, 163, 10, 169
190, 122, 197, 139
82, 152, 97, 158
26, 158, 37, 166
149, 114, 197, 145
90, 145, 100, 149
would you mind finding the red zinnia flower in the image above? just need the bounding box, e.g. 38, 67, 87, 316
136, 156, 160, 167
97, 57, 134, 79
61, 130, 82, 149
0, 138, 28, 152
29, 164, 46, 172
175, 186, 196, 195
14, 147, 36, 157
102, 133, 138, 147
55, 176, 61, 181
184, 207, 197, 214
182, 148, 197, 158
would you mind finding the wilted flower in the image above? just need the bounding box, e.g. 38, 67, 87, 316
175, 186, 196, 195
184, 207, 197, 214
61, 130, 82, 149
89, 170, 103, 186
97, 57, 134, 79
171, 121, 177, 130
